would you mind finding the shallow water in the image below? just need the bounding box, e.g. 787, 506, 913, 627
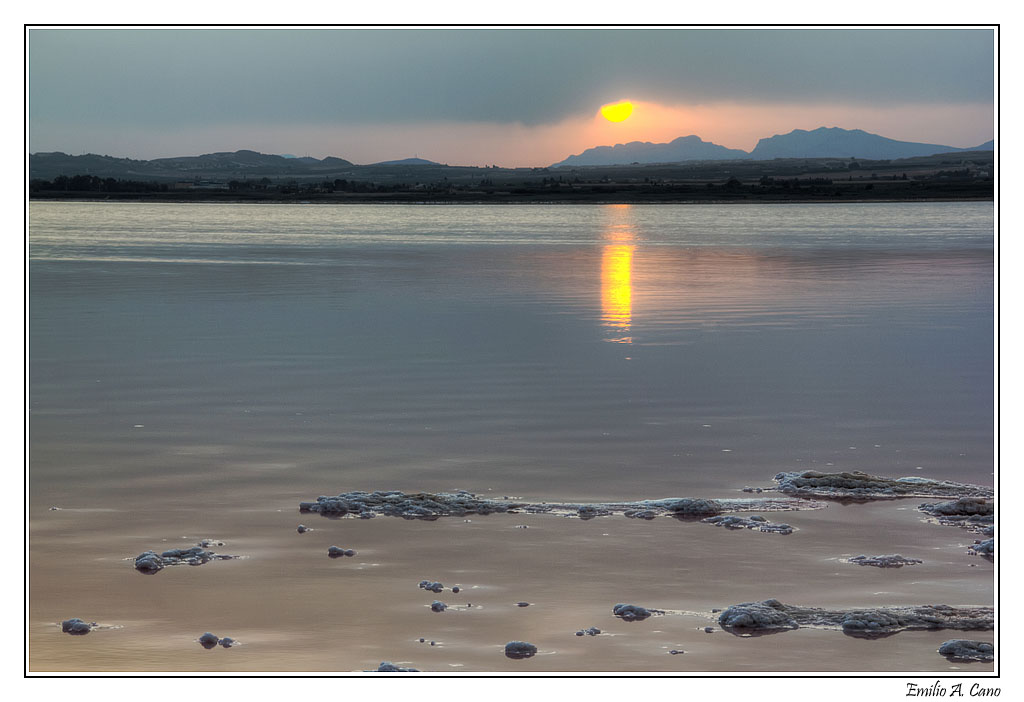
28, 202, 994, 673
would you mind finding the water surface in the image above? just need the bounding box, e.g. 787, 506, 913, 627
29, 202, 994, 673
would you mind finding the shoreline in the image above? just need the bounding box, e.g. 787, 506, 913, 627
29, 195, 995, 206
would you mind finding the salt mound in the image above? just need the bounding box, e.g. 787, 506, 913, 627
613, 603, 659, 621
718, 599, 992, 638
133, 541, 239, 574
969, 539, 995, 558
846, 554, 922, 568
61, 618, 93, 635
374, 661, 419, 672
718, 599, 799, 631
919, 498, 994, 534
504, 641, 538, 659
938, 639, 994, 662
774, 470, 992, 500
703, 514, 794, 534
299, 490, 821, 526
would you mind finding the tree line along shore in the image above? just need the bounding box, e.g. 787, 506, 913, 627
29, 152, 993, 204
28, 177, 993, 203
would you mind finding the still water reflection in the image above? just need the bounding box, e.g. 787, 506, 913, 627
601, 205, 638, 344
28, 201, 994, 673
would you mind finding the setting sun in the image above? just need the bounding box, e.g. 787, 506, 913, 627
600, 100, 634, 122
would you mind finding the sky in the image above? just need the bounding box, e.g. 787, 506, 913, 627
28, 27, 995, 167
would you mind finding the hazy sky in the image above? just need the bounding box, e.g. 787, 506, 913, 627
28, 27, 995, 166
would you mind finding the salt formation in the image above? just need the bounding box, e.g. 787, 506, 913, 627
846, 554, 923, 568
718, 599, 993, 638
133, 542, 239, 574
918, 497, 994, 534
613, 604, 662, 621
504, 641, 538, 659
774, 471, 992, 500
702, 514, 794, 534
374, 661, 420, 672
917, 497, 996, 559
61, 618, 93, 635
298, 490, 821, 525
198, 632, 220, 649
969, 539, 995, 558
937, 639, 994, 662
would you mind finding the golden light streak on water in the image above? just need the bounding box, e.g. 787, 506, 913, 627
601, 244, 635, 343
601, 205, 637, 343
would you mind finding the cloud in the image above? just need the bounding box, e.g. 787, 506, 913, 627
29, 28, 994, 131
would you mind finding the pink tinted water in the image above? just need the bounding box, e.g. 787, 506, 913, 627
29, 202, 994, 673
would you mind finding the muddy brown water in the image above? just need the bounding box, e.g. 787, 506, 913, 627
28, 202, 994, 673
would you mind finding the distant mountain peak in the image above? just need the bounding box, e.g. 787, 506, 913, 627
552, 126, 993, 167
371, 157, 441, 166
551, 135, 747, 167
748, 126, 978, 160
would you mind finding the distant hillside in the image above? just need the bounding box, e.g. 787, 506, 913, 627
29, 149, 354, 181
31, 129, 995, 182
370, 157, 441, 166
553, 127, 993, 167
748, 127, 987, 160
30, 147, 993, 204
552, 135, 748, 167
30, 152, 150, 179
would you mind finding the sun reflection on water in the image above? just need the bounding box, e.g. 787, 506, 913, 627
601, 205, 637, 343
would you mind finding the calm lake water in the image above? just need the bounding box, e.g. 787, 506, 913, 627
28, 201, 994, 673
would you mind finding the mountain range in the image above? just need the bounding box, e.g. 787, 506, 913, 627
29, 127, 994, 181
29, 149, 356, 181
552, 135, 748, 166
371, 157, 442, 166
552, 127, 994, 167
28, 149, 456, 181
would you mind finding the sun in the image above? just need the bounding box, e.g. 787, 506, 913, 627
600, 100, 634, 122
